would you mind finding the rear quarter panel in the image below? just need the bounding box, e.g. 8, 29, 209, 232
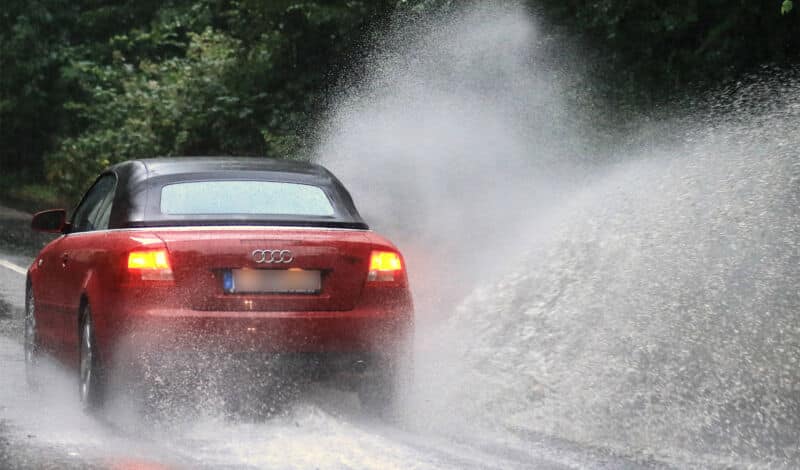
30, 230, 164, 366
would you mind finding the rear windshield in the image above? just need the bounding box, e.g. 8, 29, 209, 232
160, 181, 335, 216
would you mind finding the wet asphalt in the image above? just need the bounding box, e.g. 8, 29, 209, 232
0, 208, 95, 469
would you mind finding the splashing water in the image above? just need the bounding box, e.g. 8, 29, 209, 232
318, 3, 589, 318
317, 2, 800, 467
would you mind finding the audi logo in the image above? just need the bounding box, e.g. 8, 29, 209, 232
252, 249, 293, 264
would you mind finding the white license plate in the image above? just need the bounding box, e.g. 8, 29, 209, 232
227, 269, 321, 294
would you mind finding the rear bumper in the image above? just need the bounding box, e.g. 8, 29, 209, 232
123, 309, 411, 352
95, 292, 413, 363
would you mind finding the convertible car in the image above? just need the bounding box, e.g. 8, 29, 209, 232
24, 158, 413, 413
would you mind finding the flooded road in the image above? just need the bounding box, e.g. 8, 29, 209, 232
0, 244, 650, 470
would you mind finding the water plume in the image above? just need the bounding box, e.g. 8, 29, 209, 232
317, 2, 800, 466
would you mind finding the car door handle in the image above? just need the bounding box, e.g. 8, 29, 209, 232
61, 252, 69, 267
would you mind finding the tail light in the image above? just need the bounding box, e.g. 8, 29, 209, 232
367, 250, 405, 284
127, 249, 174, 281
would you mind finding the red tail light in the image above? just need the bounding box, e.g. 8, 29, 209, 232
367, 250, 404, 283
127, 249, 174, 281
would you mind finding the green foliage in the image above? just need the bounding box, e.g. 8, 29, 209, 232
2, 0, 800, 202
48, 28, 242, 197
396, 0, 454, 14
4, 1, 394, 199
0, 0, 74, 175
524, 0, 800, 105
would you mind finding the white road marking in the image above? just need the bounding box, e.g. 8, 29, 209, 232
0, 259, 27, 276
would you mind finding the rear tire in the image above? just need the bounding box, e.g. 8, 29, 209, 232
357, 370, 396, 417
24, 284, 42, 389
357, 352, 411, 421
79, 306, 106, 411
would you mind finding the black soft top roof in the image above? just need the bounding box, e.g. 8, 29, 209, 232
103, 157, 368, 230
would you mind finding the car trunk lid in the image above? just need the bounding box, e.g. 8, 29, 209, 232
152, 228, 372, 311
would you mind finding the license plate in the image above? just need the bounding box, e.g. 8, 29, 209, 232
223, 269, 321, 294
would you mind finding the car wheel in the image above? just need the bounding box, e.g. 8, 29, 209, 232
357, 370, 395, 415
79, 306, 106, 410
24, 284, 41, 389
357, 356, 409, 420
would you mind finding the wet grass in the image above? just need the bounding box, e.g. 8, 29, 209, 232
0, 172, 66, 215
0, 211, 56, 258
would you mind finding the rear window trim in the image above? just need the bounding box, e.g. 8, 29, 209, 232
122, 219, 369, 230
65, 224, 371, 236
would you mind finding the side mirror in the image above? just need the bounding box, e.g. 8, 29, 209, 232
31, 209, 68, 233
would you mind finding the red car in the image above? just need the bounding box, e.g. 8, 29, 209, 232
24, 158, 413, 413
